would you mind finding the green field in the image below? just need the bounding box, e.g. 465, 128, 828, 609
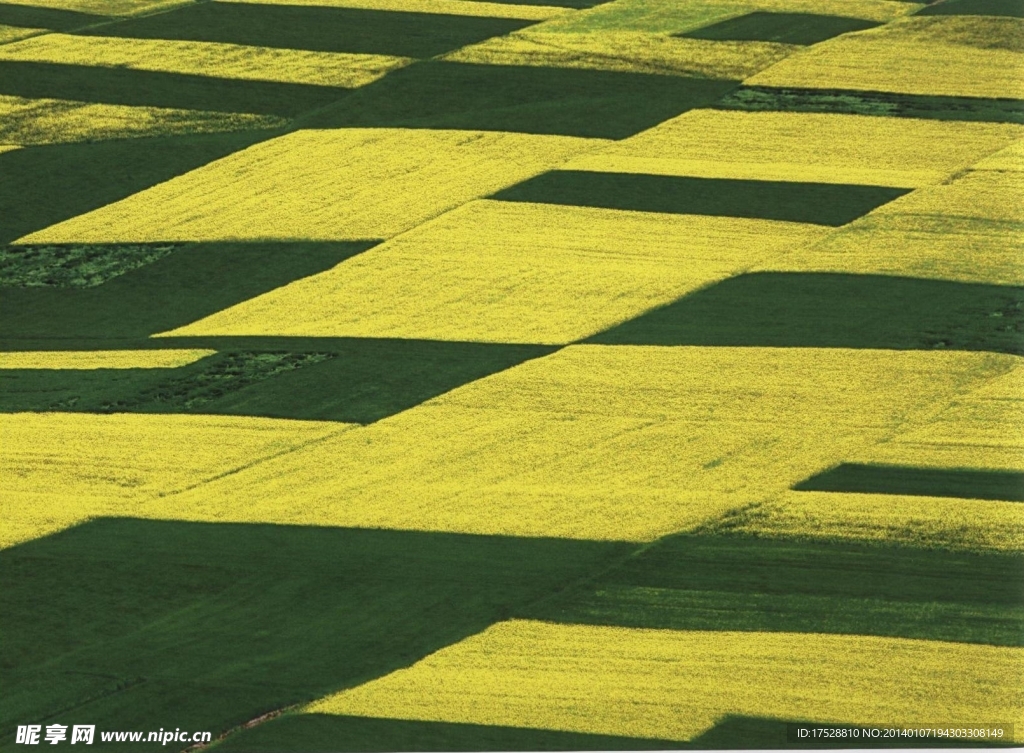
2, 0, 1023, 750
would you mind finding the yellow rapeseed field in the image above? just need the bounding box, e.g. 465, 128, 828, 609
725, 365, 1024, 552
734, 490, 1024, 553
17, 129, 605, 244
747, 16, 1024, 99
0, 412, 354, 549
974, 139, 1024, 172
760, 169, 1024, 284
0, 34, 413, 89
444, 32, 796, 80
535, 0, 919, 34
0, 349, 215, 369
564, 110, 1023, 188
0, 25, 39, 44
0, 94, 285, 146
155, 346, 1013, 542
307, 620, 1024, 742
217, 0, 569, 21
159, 200, 829, 343
0, 0, 188, 14
0, 144, 21, 155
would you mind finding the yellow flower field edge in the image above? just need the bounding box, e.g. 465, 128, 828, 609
0, 34, 413, 89
564, 109, 1024, 189
0, 349, 216, 369
307, 620, 1024, 742
0, 412, 355, 549
0, 94, 286, 146
157, 201, 830, 344
443, 32, 797, 80
16, 129, 606, 244
746, 16, 1024, 100
144, 347, 1017, 542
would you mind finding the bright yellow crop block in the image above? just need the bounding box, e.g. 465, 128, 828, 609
17, 129, 606, 244
0, 34, 412, 89
0, 349, 215, 369
162, 346, 1013, 542
0, 94, 284, 146
444, 32, 796, 80
758, 169, 1024, 284
0, 25, 39, 44
747, 16, 1024, 99
727, 490, 1024, 552
975, 139, 1024, 172
216, 0, 569, 21
0, 412, 353, 549
308, 621, 1024, 742
159, 201, 830, 344
565, 110, 1024, 188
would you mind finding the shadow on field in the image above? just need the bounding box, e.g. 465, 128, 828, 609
0, 241, 375, 338
80, 3, 535, 57
677, 12, 879, 46
918, 0, 1024, 17
492, 172, 909, 225
587, 272, 1024, 354
0, 61, 352, 116
0, 337, 556, 424
0, 132, 273, 245
213, 712, 1008, 752
794, 463, 1024, 502
523, 533, 1024, 646
0, 519, 631, 752
714, 85, 1024, 124
0, 2, 106, 30
306, 61, 739, 139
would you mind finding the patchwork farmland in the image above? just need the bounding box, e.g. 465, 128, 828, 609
1, 0, 1023, 749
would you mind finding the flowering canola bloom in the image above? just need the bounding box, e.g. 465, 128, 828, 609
730, 490, 1024, 552
0, 94, 285, 146
974, 139, 1024, 172
306, 620, 1024, 742
760, 168, 1024, 284
443, 32, 796, 80
0, 349, 215, 369
727, 365, 1024, 552
216, 0, 569, 21
747, 16, 1024, 99
536, 0, 919, 34
0, 34, 413, 89
0, 25, 39, 44
0, 412, 354, 549
564, 110, 1023, 189
17, 129, 606, 244
158, 200, 830, 343
153, 346, 1014, 542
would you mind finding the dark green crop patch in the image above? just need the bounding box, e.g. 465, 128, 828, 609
677, 12, 879, 46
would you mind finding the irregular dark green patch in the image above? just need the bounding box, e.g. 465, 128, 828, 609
81, 2, 534, 57
215, 714, 679, 752
0, 3, 106, 30
794, 464, 1024, 502
0, 519, 630, 752
0, 61, 350, 117
0, 244, 177, 288
677, 12, 879, 45
492, 172, 909, 225
0, 241, 375, 339
305, 61, 738, 139
0, 131, 273, 246
918, 0, 1024, 17
522, 534, 1024, 646
587, 272, 1024, 354
714, 85, 1024, 124
0, 339, 556, 423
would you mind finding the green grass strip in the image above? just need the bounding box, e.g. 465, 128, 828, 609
794, 464, 1024, 502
